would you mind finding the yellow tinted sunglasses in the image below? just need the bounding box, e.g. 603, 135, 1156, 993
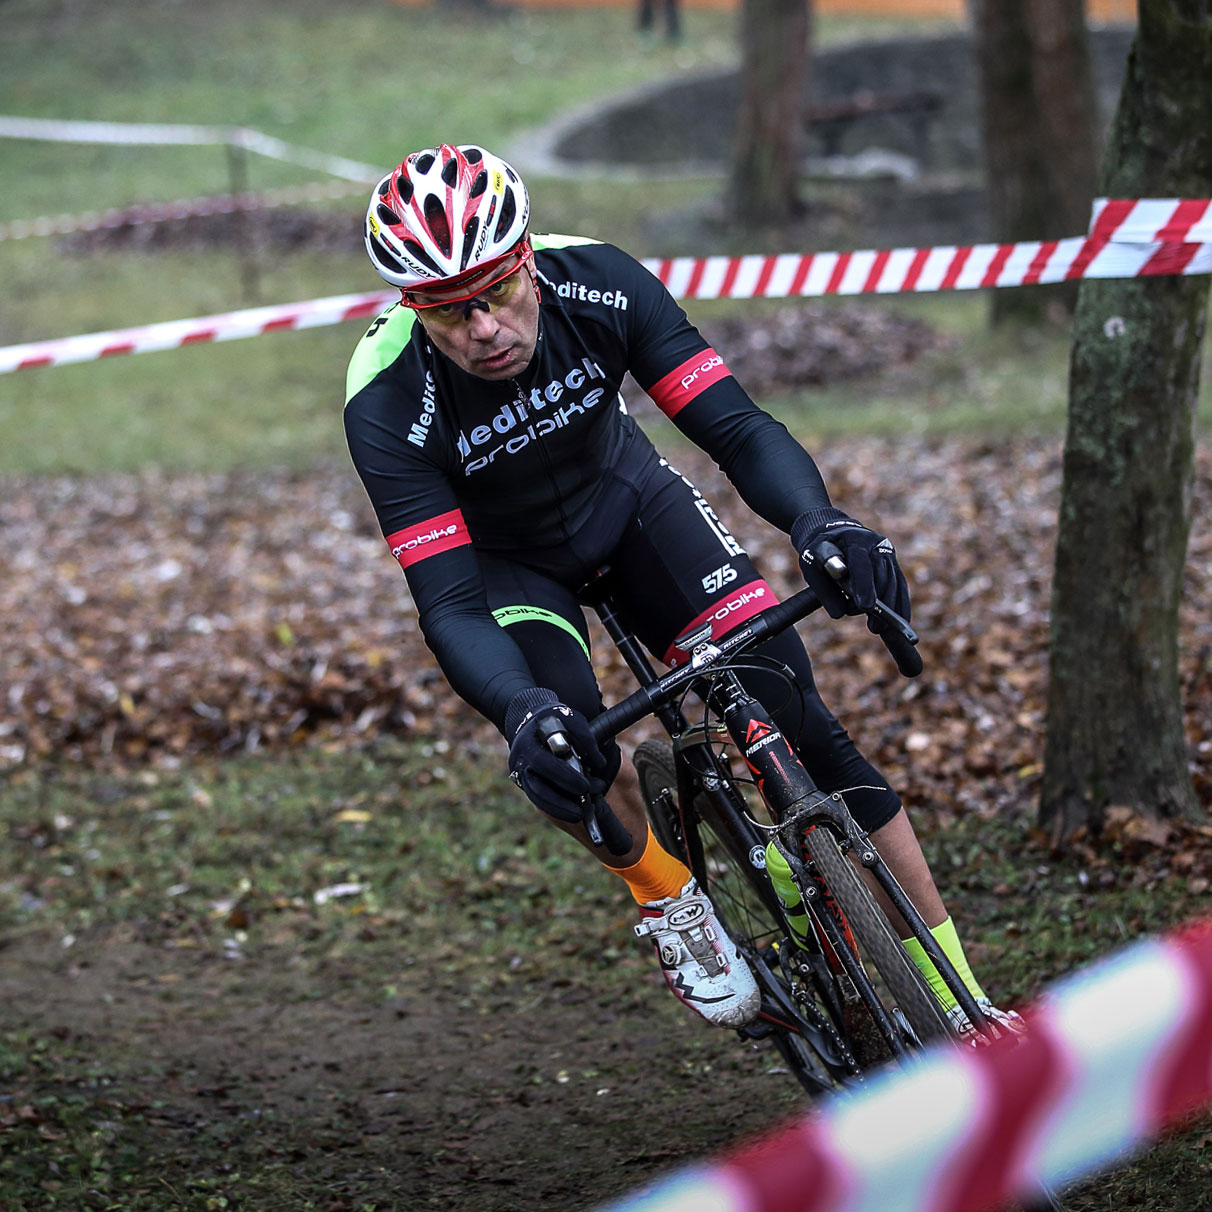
410, 269, 527, 327
404, 242, 535, 326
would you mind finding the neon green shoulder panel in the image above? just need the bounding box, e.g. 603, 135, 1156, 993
345, 238, 602, 403
532, 233, 602, 251
344, 302, 414, 405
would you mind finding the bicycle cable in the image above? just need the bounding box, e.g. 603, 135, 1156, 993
667, 647, 888, 835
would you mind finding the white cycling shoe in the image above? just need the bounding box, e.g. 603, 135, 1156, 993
635, 879, 761, 1029
948, 996, 1027, 1045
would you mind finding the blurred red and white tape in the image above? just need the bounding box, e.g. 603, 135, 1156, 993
0, 198, 1208, 374
594, 913, 1212, 1212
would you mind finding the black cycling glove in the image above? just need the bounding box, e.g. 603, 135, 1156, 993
791, 506, 911, 625
504, 688, 621, 824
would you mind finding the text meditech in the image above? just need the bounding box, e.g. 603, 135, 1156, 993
457, 357, 608, 473
405, 371, 439, 449
554, 280, 629, 310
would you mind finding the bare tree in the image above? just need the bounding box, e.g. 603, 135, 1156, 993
1041, 0, 1212, 843
970, 0, 1100, 323
728, 0, 811, 228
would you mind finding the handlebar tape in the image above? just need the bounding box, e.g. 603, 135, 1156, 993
536, 715, 634, 857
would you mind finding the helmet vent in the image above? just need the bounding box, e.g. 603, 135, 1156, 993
423, 195, 452, 257
403, 238, 443, 276
469, 170, 487, 199
398, 178, 414, 205
441, 157, 459, 187
460, 218, 480, 271
413, 152, 435, 174
496, 189, 517, 238
377, 178, 392, 197
368, 223, 408, 276
376, 203, 400, 226
464, 147, 483, 165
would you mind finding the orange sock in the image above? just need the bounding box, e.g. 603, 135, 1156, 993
608, 826, 690, 905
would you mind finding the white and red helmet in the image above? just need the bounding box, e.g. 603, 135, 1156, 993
364, 144, 531, 294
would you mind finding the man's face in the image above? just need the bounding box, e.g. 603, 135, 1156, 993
411, 263, 540, 382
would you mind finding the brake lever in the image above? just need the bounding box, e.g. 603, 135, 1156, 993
817, 542, 923, 678
535, 717, 633, 855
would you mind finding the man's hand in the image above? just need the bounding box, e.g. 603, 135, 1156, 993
504, 688, 620, 823
791, 506, 910, 626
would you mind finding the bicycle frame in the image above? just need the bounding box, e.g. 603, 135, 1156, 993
582, 576, 991, 1053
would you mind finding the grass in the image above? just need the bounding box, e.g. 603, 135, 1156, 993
0, 0, 980, 476
0, 0, 959, 219
1, 2, 1205, 474
0, 743, 620, 984
1, 744, 1210, 1209
0, 0, 745, 216
0, 231, 1105, 475
1, 2, 1211, 1205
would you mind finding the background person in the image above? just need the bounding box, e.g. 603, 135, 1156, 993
637, 0, 681, 42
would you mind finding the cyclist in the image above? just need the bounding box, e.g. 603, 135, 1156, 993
344, 144, 1020, 1040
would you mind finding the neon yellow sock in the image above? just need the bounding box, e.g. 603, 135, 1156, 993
901, 917, 985, 1011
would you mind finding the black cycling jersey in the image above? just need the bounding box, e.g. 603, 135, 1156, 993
343, 236, 834, 733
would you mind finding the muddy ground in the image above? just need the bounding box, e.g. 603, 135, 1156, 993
1, 926, 811, 1210
8, 25, 1211, 1212
4, 434, 1210, 1211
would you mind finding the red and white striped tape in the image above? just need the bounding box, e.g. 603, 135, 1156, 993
1092, 196, 1212, 244
1, 291, 395, 372
596, 913, 1212, 1212
646, 198, 1212, 299
1, 199, 1208, 374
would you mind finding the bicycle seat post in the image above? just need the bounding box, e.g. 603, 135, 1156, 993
581, 575, 689, 736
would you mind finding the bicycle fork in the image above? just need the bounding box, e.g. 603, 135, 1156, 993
712, 675, 989, 1047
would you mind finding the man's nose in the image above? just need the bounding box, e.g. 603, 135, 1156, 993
465, 304, 499, 338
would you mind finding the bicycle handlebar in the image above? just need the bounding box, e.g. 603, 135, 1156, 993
589, 567, 921, 747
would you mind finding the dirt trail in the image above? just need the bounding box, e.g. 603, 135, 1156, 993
1, 929, 804, 1209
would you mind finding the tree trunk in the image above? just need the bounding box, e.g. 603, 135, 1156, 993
728, 0, 810, 228
971, 0, 1099, 324
1040, 0, 1212, 843
1025, 0, 1100, 236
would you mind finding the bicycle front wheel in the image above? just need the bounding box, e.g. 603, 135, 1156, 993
801, 811, 952, 1045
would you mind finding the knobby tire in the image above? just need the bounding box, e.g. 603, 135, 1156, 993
800, 816, 952, 1044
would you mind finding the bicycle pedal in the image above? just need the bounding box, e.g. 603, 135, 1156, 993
737, 1016, 777, 1041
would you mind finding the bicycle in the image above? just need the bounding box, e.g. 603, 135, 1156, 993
539, 548, 1068, 1211
541, 546, 995, 1097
